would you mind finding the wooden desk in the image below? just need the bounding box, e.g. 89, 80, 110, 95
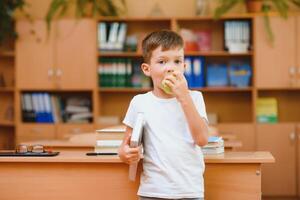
0, 151, 274, 200
22, 138, 243, 152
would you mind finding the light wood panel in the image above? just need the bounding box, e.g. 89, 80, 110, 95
0, 57, 14, 87
204, 92, 253, 123
99, 92, 136, 120
16, 20, 55, 89
216, 123, 256, 151
255, 16, 297, 88
56, 123, 95, 140
256, 123, 297, 196
55, 19, 97, 89
17, 124, 56, 143
0, 93, 14, 123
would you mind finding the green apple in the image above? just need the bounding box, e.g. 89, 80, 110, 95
160, 79, 172, 94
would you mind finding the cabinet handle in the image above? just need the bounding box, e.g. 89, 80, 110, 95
56, 68, 62, 78
290, 132, 296, 142
289, 67, 296, 86
48, 68, 54, 77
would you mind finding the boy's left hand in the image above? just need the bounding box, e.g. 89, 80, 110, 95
164, 71, 189, 100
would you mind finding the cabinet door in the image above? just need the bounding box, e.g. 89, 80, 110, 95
55, 19, 97, 89
56, 124, 95, 140
297, 16, 300, 80
255, 16, 296, 88
297, 124, 300, 198
17, 124, 56, 143
215, 123, 255, 151
16, 20, 55, 89
256, 123, 297, 196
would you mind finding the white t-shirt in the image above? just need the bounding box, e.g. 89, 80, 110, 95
123, 91, 208, 199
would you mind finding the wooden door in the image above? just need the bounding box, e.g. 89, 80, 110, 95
17, 124, 56, 143
56, 123, 95, 140
55, 19, 97, 89
255, 16, 297, 88
215, 123, 256, 151
16, 20, 55, 89
256, 123, 297, 196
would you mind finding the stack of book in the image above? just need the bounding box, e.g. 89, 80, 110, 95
98, 22, 127, 52
98, 58, 151, 88
64, 97, 92, 123
95, 125, 125, 154
21, 93, 92, 123
202, 136, 224, 155
94, 140, 122, 154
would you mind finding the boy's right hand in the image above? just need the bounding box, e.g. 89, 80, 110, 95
118, 134, 141, 164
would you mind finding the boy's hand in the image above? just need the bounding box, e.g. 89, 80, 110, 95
164, 71, 189, 101
118, 133, 141, 164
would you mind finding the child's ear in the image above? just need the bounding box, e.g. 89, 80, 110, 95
141, 63, 151, 77
182, 62, 186, 73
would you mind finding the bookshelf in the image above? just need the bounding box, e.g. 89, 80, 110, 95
97, 15, 254, 125
0, 40, 15, 150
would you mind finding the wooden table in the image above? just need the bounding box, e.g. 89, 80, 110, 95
0, 151, 274, 200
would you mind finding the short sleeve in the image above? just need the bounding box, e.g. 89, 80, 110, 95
193, 91, 209, 124
122, 96, 139, 128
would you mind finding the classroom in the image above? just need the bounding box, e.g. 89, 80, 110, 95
0, 0, 299, 199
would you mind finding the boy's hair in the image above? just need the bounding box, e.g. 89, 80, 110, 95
142, 30, 184, 63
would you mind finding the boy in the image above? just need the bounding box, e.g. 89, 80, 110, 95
118, 30, 209, 200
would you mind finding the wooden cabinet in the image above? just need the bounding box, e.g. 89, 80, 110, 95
255, 16, 297, 88
297, 16, 300, 83
256, 124, 297, 196
16, 19, 96, 90
16, 20, 55, 89
55, 19, 97, 89
297, 124, 300, 198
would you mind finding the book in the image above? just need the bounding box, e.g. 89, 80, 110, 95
256, 98, 278, 123
202, 146, 224, 155
94, 140, 122, 154
129, 113, 145, 181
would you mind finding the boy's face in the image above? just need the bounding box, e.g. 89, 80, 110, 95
141, 46, 185, 90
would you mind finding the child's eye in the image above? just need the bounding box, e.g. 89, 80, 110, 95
175, 60, 182, 64
158, 60, 166, 64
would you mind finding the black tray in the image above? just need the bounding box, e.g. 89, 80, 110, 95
0, 151, 60, 157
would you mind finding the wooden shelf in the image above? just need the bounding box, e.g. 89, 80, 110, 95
0, 87, 15, 93
257, 87, 300, 91
0, 51, 15, 57
0, 121, 15, 127
98, 51, 253, 58
185, 51, 253, 57
97, 17, 171, 22
98, 87, 252, 93
19, 88, 93, 92
99, 87, 152, 93
97, 15, 254, 22
199, 87, 253, 92
98, 52, 142, 57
